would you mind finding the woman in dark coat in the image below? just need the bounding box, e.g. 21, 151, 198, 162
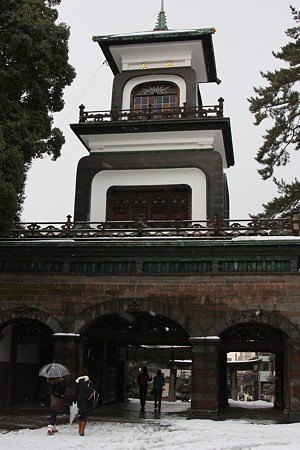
47, 377, 65, 435
74, 368, 93, 436
152, 369, 165, 411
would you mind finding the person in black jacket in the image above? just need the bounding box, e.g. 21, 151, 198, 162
152, 369, 165, 411
74, 368, 94, 436
47, 377, 65, 435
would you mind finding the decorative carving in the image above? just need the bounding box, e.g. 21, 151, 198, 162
135, 259, 143, 273
119, 345, 192, 362
128, 300, 140, 311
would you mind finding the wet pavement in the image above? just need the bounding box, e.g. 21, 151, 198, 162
0, 399, 190, 431
0, 399, 287, 432
91, 399, 190, 423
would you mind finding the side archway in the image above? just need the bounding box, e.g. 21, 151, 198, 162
0, 307, 61, 405
215, 310, 298, 413
212, 309, 300, 340
0, 306, 62, 333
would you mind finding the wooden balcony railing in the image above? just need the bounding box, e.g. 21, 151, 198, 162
78, 98, 224, 123
3, 212, 300, 240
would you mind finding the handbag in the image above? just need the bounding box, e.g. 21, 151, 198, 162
50, 393, 64, 412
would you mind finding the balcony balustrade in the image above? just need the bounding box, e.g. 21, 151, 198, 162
3, 212, 300, 240
78, 98, 224, 123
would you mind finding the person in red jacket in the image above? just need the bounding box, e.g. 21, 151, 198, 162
137, 366, 152, 410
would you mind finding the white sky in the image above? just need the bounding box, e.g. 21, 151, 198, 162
22, 0, 298, 222
1, 399, 300, 449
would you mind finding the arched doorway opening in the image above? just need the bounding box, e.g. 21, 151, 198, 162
80, 311, 191, 405
0, 319, 54, 404
219, 322, 287, 413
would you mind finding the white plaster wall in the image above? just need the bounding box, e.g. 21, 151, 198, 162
90, 167, 206, 222
110, 39, 207, 82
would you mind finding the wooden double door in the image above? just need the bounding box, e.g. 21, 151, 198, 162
106, 184, 191, 222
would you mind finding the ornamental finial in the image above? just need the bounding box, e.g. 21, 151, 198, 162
153, 0, 168, 31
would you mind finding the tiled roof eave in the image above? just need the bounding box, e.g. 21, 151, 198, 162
93, 28, 216, 45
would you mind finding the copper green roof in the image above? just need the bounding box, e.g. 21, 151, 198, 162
154, 0, 168, 31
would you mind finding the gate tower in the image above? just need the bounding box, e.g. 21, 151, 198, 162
71, 2, 234, 225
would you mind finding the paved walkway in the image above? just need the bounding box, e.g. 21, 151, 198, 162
92, 399, 190, 423
0, 399, 189, 431
0, 399, 287, 431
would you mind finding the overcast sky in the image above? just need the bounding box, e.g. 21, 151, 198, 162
22, 0, 298, 222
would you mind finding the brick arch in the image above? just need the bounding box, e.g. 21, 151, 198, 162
70, 298, 203, 336
0, 306, 61, 333
210, 308, 300, 339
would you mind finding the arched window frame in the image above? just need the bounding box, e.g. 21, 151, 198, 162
131, 81, 179, 112
122, 75, 186, 110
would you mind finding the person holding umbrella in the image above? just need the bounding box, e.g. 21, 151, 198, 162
47, 377, 65, 435
38, 362, 70, 435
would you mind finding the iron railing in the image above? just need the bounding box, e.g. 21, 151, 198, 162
78, 98, 224, 123
4, 212, 300, 240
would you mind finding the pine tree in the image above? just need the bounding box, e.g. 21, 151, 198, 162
248, 6, 300, 217
0, 0, 75, 233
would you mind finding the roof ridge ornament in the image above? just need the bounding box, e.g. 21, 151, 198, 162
153, 0, 168, 31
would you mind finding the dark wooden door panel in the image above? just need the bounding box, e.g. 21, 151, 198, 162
106, 185, 191, 221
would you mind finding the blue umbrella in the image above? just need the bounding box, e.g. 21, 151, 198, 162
39, 362, 70, 378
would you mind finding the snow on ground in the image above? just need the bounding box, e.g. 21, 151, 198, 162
1, 400, 300, 449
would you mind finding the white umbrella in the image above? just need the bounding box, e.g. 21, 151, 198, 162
39, 362, 70, 378
69, 402, 79, 425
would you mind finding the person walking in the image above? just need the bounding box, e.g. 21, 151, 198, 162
137, 366, 152, 411
47, 377, 65, 435
74, 368, 94, 436
153, 369, 165, 411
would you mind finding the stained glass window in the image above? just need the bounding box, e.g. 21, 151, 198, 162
132, 82, 179, 112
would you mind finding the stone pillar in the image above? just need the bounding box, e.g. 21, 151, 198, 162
51, 333, 87, 404
188, 336, 220, 420
274, 351, 284, 409
168, 367, 177, 402
287, 338, 300, 422
230, 369, 238, 401
219, 350, 228, 408
7, 323, 18, 404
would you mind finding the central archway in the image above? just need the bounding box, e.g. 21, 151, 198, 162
82, 311, 190, 345
80, 311, 191, 404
